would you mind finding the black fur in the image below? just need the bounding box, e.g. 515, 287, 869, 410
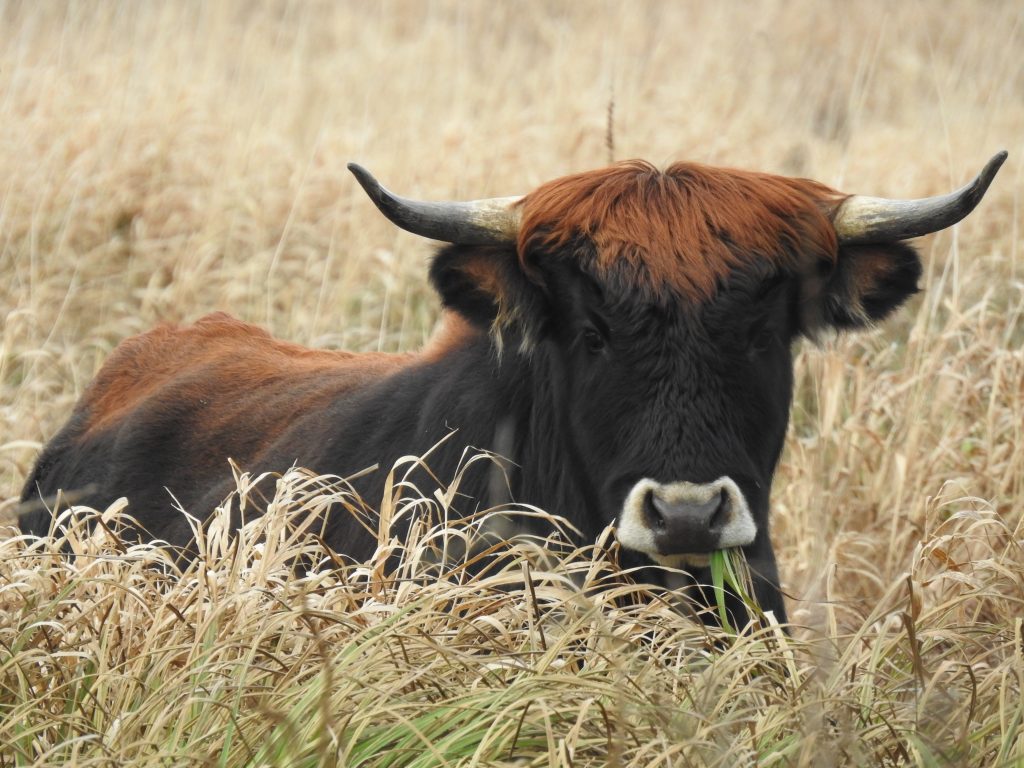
822, 242, 922, 329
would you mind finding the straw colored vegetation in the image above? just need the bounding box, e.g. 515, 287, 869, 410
1, 1, 1021, 765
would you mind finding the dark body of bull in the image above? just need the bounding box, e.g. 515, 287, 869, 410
20, 154, 1006, 627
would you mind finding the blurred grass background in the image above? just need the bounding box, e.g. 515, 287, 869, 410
1, 2, 1022, 765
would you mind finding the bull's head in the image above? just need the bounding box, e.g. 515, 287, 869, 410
350, 152, 1005, 624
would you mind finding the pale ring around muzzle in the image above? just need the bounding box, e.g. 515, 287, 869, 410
616, 476, 756, 568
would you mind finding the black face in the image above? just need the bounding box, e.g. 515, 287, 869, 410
538, 255, 797, 541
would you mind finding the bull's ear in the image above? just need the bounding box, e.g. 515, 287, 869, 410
429, 244, 546, 347
806, 241, 922, 331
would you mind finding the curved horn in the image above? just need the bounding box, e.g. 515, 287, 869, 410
833, 151, 1007, 245
348, 163, 521, 245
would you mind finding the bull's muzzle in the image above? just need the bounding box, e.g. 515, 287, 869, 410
616, 477, 756, 565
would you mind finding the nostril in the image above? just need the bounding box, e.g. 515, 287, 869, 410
708, 488, 730, 531
644, 490, 667, 530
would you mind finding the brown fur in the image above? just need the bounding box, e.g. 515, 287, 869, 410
81, 312, 414, 441
517, 160, 846, 301
420, 310, 479, 362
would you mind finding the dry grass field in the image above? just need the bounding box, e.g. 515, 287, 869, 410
1, 1, 1022, 765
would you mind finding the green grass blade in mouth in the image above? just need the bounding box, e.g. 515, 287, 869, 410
709, 549, 735, 633
710, 548, 759, 632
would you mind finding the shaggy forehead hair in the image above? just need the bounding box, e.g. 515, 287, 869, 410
516, 160, 845, 302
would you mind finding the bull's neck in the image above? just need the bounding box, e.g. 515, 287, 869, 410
464, 334, 602, 541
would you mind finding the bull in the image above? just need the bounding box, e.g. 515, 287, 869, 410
20, 151, 1007, 626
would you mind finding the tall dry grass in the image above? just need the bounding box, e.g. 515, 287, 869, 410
1, 1, 1022, 765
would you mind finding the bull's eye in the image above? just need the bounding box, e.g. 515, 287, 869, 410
582, 328, 606, 354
